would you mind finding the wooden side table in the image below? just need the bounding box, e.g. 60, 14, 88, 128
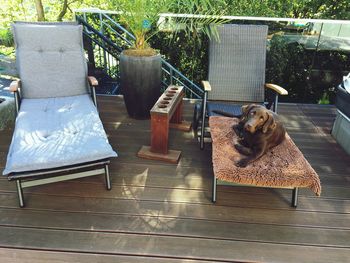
137, 85, 191, 163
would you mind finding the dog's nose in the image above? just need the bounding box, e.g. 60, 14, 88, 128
245, 124, 254, 133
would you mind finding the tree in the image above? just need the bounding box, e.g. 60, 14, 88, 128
222, 0, 350, 19
57, 0, 84, 21
57, 0, 69, 21
34, 0, 45, 21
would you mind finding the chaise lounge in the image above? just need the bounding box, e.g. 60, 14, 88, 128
3, 22, 117, 207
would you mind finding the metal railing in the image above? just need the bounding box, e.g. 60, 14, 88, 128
75, 10, 204, 98
75, 8, 350, 103
77, 17, 121, 94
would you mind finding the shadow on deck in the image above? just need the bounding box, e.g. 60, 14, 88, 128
0, 96, 349, 262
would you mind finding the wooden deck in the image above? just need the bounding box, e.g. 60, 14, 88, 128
0, 96, 349, 263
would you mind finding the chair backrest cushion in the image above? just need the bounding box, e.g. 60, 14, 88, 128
208, 24, 268, 102
12, 22, 88, 99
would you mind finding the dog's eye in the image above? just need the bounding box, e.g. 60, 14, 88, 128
260, 116, 264, 120
250, 112, 255, 115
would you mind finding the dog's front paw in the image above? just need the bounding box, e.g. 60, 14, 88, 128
236, 159, 248, 167
233, 125, 243, 137
234, 143, 243, 151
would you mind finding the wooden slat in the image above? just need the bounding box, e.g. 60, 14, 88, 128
0, 226, 349, 263
0, 248, 195, 263
0, 175, 349, 203
0, 194, 349, 229
0, 208, 349, 247
0, 96, 349, 262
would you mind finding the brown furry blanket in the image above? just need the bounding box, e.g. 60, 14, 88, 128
209, 116, 321, 196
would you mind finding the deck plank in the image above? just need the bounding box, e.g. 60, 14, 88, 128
0, 96, 349, 262
0, 208, 349, 247
0, 248, 199, 263
0, 226, 349, 263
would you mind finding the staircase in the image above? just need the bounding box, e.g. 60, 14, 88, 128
75, 10, 204, 98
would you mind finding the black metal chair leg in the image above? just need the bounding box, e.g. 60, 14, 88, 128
200, 92, 208, 150
292, 187, 298, 207
212, 176, 217, 203
105, 164, 111, 190
192, 104, 199, 131
16, 180, 25, 208
274, 94, 279, 113
91, 86, 98, 109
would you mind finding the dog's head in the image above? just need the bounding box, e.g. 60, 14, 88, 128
242, 104, 276, 134
239, 104, 259, 123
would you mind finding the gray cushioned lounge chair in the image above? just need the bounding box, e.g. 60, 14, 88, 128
3, 22, 117, 207
194, 24, 288, 149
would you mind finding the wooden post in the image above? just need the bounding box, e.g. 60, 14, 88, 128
137, 85, 191, 163
151, 114, 169, 154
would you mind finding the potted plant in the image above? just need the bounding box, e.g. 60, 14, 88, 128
117, 0, 226, 119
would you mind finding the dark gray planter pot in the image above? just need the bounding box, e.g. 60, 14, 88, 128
120, 52, 162, 119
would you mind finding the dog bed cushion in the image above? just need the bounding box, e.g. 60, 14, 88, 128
3, 94, 117, 175
209, 116, 321, 195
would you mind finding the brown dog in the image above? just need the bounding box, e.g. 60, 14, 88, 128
234, 104, 286, 167
232, 104, 259, 138
213, 105, 263, 138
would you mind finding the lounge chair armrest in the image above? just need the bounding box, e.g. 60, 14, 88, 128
87, 76, 98, 87
9, 80, 22, 115
265, 83, 288, 95
88, 76, 98, 107
9, 80, 21, 92
201, 81, 212, 92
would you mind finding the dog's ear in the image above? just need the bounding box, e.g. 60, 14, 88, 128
241, 105, 250, 115
241, 104, 257, 115
262, 111, 276, 133
241, 104, 254, 122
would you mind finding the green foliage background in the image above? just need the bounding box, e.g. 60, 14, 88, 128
1, 0, 349, 29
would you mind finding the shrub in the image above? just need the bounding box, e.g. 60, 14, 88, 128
0, 29, 14, 47
266, 35, 350, 103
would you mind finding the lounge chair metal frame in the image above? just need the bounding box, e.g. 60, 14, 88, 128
8, 77, 112, 208
195, 24, 299, 206
4, 22, 117, 207
212, 177, 299, 207
195, 24, 288, 150
10, 159, 111, 208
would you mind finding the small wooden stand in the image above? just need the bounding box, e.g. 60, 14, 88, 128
137, 85, 191, 163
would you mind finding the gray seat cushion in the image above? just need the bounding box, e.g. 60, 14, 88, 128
12, 23, 89, 99
3, 94, 117, 175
